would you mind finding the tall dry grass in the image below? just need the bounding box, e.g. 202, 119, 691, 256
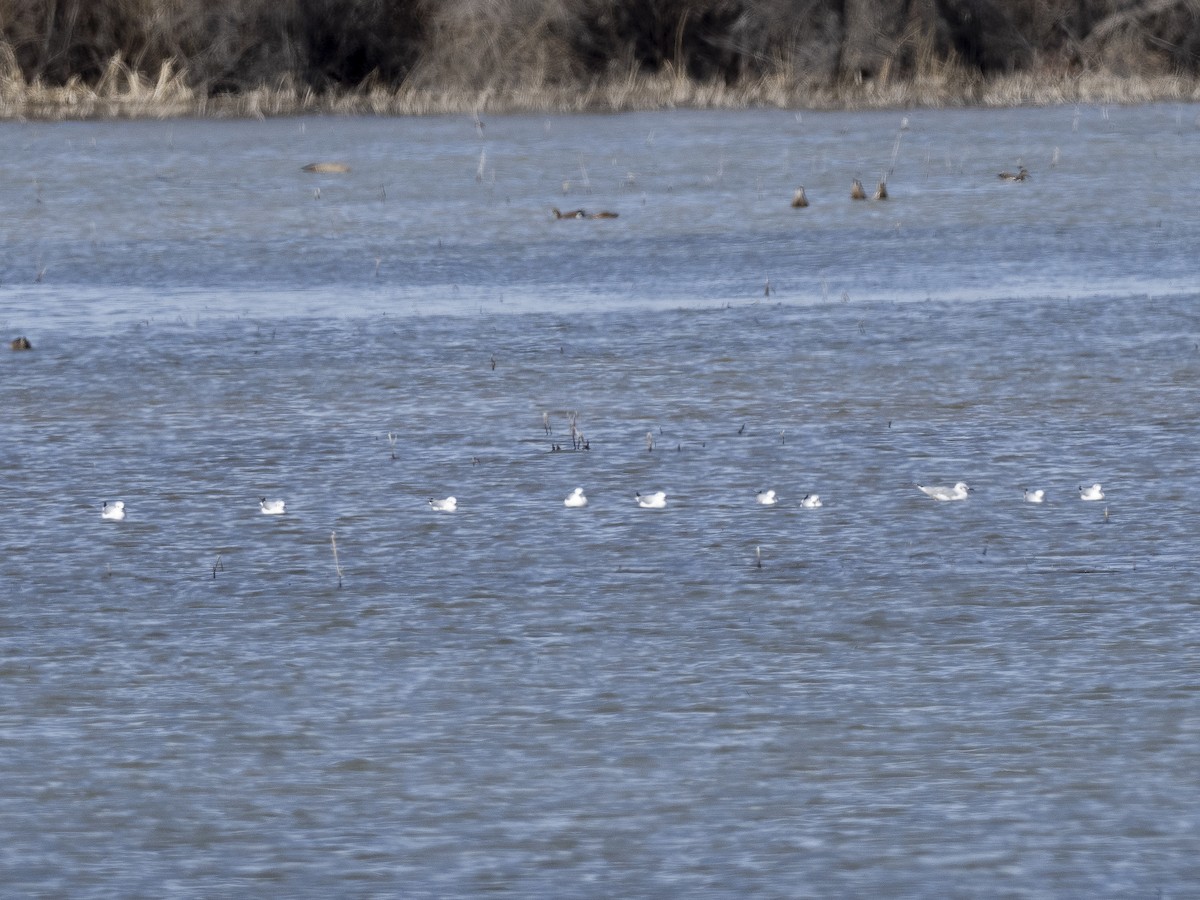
2, 0, 1200, 117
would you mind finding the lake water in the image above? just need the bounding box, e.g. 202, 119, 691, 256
2, 106, 1199, 897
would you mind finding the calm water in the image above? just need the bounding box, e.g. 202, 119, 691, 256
2, 107, 1199, 897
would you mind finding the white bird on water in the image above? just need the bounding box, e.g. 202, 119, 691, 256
916, 482, 972, 501
429, 496, 457, 512
101, 500, 125, 521
801, 493, 822, 508
1079, 483, 1105, 501
636, 491, 667, 509
259, 497, 286, 515
564, 487, 588, 508
755, 489, 777, 506
1023, 489, 1045, 504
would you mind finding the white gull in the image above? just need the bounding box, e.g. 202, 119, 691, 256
916, 482, 971, 501
259, 497, 286, 515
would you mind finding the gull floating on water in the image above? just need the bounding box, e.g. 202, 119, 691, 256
259, 497, 286, 515
1079, 483, 1105, 501
801, 493, 823, 508
756, 489, 778, 506
564, 487, 588, 508
636, 491, 667, 509
1023, 489, 1045, 504
101, 500, 125, 521
916, 482, 972, 501
429, 496, 457, 512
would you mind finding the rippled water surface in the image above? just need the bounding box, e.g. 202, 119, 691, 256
2, 106, 1199, 897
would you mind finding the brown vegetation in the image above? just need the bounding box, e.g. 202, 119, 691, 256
2, 0, 1200, 117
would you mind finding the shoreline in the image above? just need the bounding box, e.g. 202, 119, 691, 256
3, 67, 1200, 121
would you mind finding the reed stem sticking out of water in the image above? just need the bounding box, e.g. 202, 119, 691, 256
567, 411, 584, 450
888, 127, 904, 178
330, 531, 344, 589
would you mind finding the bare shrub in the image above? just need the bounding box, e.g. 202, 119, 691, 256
0, 0, 302, 92
408, 0, 583, 92
2, 0, 1200, 114
1081, 0, 1200, 76
571, 0, 833, 83
301, 0, 426, 88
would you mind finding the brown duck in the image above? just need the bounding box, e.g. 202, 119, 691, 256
302, 162, 350, 174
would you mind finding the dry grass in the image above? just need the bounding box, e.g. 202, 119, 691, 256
3, 0, 1200, 119
0, 49, 196, 118
4, 50, 1200, 119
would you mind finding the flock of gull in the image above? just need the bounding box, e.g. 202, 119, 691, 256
42, 154, 1043, 523
98, 482, 1107, 521
913, 481, 1105, 503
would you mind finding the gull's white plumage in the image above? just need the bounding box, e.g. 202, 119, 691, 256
259, 497, 286, 515
916, 482, 971, 501
636, 491, 667, 509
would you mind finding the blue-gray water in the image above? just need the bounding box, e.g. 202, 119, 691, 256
2, 106, 1198, 897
